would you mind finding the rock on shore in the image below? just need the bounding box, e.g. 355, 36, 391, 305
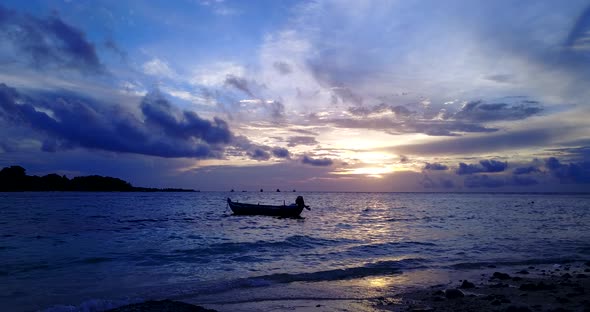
106, 300, 217, 312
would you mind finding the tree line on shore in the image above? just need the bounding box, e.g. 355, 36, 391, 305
0, 165, 195, 192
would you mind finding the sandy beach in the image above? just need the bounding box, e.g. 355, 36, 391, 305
106, 262, 590, 312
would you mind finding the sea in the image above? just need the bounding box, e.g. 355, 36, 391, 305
0, 192, 589, 312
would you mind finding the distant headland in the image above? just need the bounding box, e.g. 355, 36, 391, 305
0, 165, 196, 192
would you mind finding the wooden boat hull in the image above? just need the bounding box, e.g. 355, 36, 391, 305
227, 198, 304, 217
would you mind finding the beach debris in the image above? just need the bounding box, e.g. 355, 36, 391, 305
555, 296, 570, 304
460, 280, 476, 289
444, 288, 464, 299
492, 272, 511, 280
505, 306, 532, 312
519, 282, 556, 291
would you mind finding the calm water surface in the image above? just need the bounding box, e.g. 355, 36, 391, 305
0, 192, 589, 311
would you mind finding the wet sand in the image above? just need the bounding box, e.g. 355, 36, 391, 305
107, 262, 590, 312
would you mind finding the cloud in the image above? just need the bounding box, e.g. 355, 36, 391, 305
248, 148, 271, 161
450, 100, 543, 123
511, 175, 539, 186
456, 163, 485, 175
565, 5, 590, 50
273, 61, 292, 75
392, 128, 564, 155
480, 159, 508, 172
485, 74, 513, 83
267, 100, 285, 120
142, 58, 176, 78
190, 62, 245, 87
271, 147, 290, 158
456, 159, 507, 175
287, 136, 318, 147
331, 86, 363, 106
545, 157, 590, 183
347, 103, 414, 118
423, 162, 448, 171
464, 175, 505, 188
224, 75, 254, 97
103, 38, 127, 61
302, 155, 333, 167
420, 175, 454, 189
140, 91, 231, 144
328, 117, 497, 137
0, 83, 232, 158
464, 173, 540, 188
0, 5, 102, 73
513, 166, 540, 175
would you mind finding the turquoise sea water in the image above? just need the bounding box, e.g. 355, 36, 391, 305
0, 192, 589, 311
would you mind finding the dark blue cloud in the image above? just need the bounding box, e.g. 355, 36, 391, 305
463, 174, 539, 188
141, 92, 231, 144
480, 159, 508, 172
456, 159, 508, 175
423, 162, 448, 170
248, 148, 271, 161
0, 5, 103, 73
565, 5, 590, 49
513, 166, 540, 175
451, 100, 543, 122
456, 163, 484, 175
0, 83, 232, 158
456, 159, 507, 175
545, 157, 590, 184
271, 147, 290, 158
302, 155, 333, 167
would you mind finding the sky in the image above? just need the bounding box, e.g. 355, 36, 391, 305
0, 0, 589, 192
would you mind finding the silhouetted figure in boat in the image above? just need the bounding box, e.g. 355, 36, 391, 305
296, 196, 310, 210
260, 188, 263, 192
276, 188, 281, 192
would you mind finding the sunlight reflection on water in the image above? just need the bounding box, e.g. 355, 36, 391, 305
0, 192, 589, 311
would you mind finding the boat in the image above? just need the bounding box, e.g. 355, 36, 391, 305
227, 196, 309, 217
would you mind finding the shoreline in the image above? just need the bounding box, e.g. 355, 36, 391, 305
103, 262, 590, 312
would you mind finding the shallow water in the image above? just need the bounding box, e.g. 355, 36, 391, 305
0, 192, 589, 311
